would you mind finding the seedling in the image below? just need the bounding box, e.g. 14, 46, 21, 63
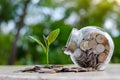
29, 28, 60, 66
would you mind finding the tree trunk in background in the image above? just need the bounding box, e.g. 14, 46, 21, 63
8, 0, 30, 65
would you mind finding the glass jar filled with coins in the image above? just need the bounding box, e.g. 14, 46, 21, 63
63, 27, 114, 70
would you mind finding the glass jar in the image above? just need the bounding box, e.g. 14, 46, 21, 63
63, 26, 114, 70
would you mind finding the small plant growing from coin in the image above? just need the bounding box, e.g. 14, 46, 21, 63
29, 28, 60, 66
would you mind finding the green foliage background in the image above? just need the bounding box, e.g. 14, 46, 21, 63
0, 0, 120, 65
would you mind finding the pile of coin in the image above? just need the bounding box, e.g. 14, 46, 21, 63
74, 32, 109, 69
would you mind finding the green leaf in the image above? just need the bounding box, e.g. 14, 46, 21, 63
29, 36, 46, 54
43, 35, 47, 41
47, 28, 60, 46
43, 35, 48, 46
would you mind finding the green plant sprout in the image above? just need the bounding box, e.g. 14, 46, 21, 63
29, 28, 60, 66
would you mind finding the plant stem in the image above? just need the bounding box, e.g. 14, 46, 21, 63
43, 36, 49, 66
46, 46, 49, 66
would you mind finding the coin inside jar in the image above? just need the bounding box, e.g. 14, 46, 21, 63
64, 27, 114, 70
80, 40, 90, 51
95, 44, 105, 54
77, 32, 110, 69
98, 52, 107, 62
68, 41, 77, 52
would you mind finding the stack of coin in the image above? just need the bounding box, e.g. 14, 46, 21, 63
74, 32, 110, 69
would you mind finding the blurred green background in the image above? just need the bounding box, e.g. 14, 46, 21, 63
0, 0, 120, 65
